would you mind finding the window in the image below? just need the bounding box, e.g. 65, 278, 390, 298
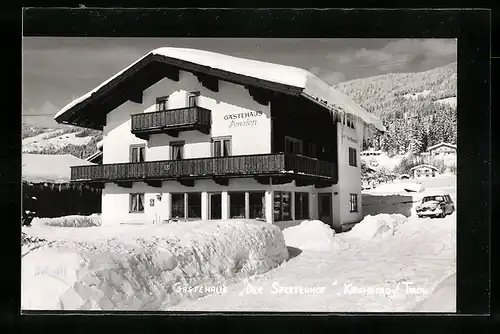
308, 143, 317, 157
170, 141, 184, 160
294, 192, 310, 220
349, 194, 358, 213
249, 192, 266, 219
274, 191, 291, 221
349, 147, 357, 167
345, 114, 355, 129
129, 193, 144, 213
130, 145, 146, 163
171, 193, 185, 219
212, 137, 232, 157
229, 192, 246, 218
187, 91, 200, 107
156, 96, 169, 111
285, 136, 303, 155
187, 193, 201, 219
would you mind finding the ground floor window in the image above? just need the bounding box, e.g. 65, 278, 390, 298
209, 193, 222, 220
187, 193, 201, 219
171, 193, 185, 219
274, 191, 291, 221
129, 193, 144, 213
295, 192, 310, 220
349, 193, 358, 213
229, 192, 245, 218
249, 192, 265, 219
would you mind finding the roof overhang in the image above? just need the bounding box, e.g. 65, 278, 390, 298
55, 48, 384, 133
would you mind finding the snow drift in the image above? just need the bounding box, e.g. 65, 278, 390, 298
31, 214, 102, 228
282, 220, 350, 252
21, 219, 289, 310
344, 214, 408, 240
413, 273, 456, 312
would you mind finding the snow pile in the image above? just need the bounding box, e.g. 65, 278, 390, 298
413, 273, 456, 312
55, 47, 383, 132
282, 220, 349, 252
344, 214, 408, 240
22, 154, 95, 183
21, 219, 289, 310
31, 214, 102, 228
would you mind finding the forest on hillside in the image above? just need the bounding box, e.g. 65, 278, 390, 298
335, 62, 457, 156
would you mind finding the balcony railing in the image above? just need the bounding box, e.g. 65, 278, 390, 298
71, 153, 337, 184
131, 106, 211, 139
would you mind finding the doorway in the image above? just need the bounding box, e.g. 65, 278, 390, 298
209, 193, 222, 220
318, 193, 333, 228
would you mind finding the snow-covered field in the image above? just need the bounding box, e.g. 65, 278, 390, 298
434, 96, 457, 109
22, 129, 94, 152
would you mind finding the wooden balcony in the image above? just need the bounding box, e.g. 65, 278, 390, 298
71, 153, 338, 188
131, 106, 211, 139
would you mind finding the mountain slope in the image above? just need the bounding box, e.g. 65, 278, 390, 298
335, 62, 457, 155
22, 124, 102, 160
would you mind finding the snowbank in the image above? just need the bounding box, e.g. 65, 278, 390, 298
31, 214, 102, 228
22, 154, 95, 183
344, 214, 408, 240
282, 220, 349, 252
413, 273, 456, 312
22, 219, 289, 310
365, 181, 425, 194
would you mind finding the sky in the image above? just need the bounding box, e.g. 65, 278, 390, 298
22, 37, 457, 128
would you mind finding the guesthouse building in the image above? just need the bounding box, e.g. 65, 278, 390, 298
410, 164, 438, 178
426, 142, 457, 156
54, 48, 384, 230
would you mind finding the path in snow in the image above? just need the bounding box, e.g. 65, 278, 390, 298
167, 213, 456, 312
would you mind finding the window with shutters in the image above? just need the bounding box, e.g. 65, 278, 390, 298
130, 145, 146, 163
212, 137, 232, 157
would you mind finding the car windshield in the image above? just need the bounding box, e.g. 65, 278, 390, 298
422, 196, 444, 203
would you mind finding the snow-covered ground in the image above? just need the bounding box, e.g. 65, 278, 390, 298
361, 153, 405, 171
22, 176, 456, 312
403, 90, 432, 100
22, 129, 94, 152
434, 96, 456, 109
21, 219, 288, 310
168, 213, 456, 312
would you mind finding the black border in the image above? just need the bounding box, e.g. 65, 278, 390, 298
7, 6, 492, 331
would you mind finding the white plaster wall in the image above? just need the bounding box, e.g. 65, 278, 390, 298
102, 70, 271, 163
102, 178, 321, 226
336, 121, 363, 226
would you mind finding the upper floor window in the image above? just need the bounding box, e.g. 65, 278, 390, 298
187, 91, 200, 107
212, 137, 232, 157
285, 136, 303, 155
156, 96, 169, 111
345, 114, 355, 129
130, 144, 146, 163
170, 141, 185, 160
349, 147, 357, 167
308, 142, 317, 158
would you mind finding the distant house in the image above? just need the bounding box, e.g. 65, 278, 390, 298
22, 154, 102, 218
410, 164, 438, 178
427, 142, 457, 156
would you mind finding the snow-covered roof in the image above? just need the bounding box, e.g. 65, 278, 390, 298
410, 164, 439, 171
55, 47, 384, 132
427, 142, 457, 151
22, 154, 95, 184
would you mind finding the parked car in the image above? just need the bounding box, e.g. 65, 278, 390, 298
415, 194, 455, 218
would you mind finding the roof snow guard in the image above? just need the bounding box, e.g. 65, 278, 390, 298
54, 47, 385, 132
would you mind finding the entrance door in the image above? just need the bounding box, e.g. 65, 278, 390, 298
318, 193, 333, 228
209, 193, 222, 220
